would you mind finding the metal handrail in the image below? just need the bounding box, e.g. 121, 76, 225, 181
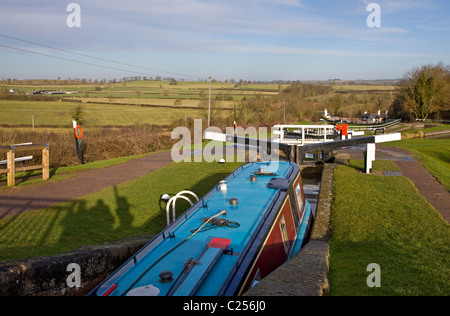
166, 191, 199, 226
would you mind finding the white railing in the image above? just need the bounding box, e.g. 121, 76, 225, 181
273, 125, 338, 146
348, 119, 402, 131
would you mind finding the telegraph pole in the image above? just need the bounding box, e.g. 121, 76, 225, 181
208, 76, 212, 127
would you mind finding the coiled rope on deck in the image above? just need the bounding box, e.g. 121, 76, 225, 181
120, 210, 228, 296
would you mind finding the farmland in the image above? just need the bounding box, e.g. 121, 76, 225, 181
0, 80, 287, 127
0, 79, 416, 169
1, 79, 399, 128
0, 99, 199, 127
0, 79, 290, 167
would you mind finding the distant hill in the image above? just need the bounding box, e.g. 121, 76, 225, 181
304, 79, 401, 86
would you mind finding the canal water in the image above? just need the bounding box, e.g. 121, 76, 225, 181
301, 166, 322, 219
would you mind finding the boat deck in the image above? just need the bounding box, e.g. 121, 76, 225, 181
94, 161, 300, 296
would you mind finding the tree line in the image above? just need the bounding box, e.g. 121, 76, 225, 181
391, 62, 450, 121
197, 83, 332, 128
231, 62, 450, 125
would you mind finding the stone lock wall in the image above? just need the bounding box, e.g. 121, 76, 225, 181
0, 236, 153, 296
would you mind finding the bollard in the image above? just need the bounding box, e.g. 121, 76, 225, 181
365, 143, 376, 174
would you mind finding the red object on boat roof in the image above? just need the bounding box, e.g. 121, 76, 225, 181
208, 238, 232, 250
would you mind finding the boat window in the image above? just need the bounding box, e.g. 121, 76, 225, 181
295, 183, 304, 217
279, 216, 290, 253
289, 191, 300, 228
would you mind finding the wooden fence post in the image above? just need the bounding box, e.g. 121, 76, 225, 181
42, 144, 49, 181
1, 144, 50, 187
7, 147, 15, 187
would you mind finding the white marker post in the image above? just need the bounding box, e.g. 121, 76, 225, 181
365, 133, 402, 174
365, 143, 376, 174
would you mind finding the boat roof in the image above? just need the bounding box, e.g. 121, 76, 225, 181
94, 160, 298, 296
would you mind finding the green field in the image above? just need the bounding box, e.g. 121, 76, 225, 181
0, 80, 288, 127
303, 84, 397, 119
331, 85, 397, 91
0, 100, 202, 127
0, 79, 403, 133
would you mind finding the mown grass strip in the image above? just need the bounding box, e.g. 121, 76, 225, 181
329, 161, 450, 296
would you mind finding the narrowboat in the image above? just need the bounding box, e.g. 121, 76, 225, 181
89, 160, 315, 296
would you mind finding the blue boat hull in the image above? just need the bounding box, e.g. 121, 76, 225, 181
89, 161, 314, 296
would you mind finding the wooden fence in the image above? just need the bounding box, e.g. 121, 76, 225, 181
0, 144, 49, 187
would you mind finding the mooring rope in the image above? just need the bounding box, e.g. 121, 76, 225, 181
120, 210, 227, 296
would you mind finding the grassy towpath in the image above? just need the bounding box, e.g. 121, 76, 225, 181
329, 143, 450, 296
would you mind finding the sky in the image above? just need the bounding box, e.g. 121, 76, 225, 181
0, 0, 449, 81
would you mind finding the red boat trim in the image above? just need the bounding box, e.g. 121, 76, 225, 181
101, 283, 118, 296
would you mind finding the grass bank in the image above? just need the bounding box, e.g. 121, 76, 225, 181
329, 160, 450, 296
0, 158, 242, 262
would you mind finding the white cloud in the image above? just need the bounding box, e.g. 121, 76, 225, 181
237, 0, 304, 7
416, 24, 449, 32
359, 0, 435, 13
0, 0, 411, 49
214, 42, 427, 58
